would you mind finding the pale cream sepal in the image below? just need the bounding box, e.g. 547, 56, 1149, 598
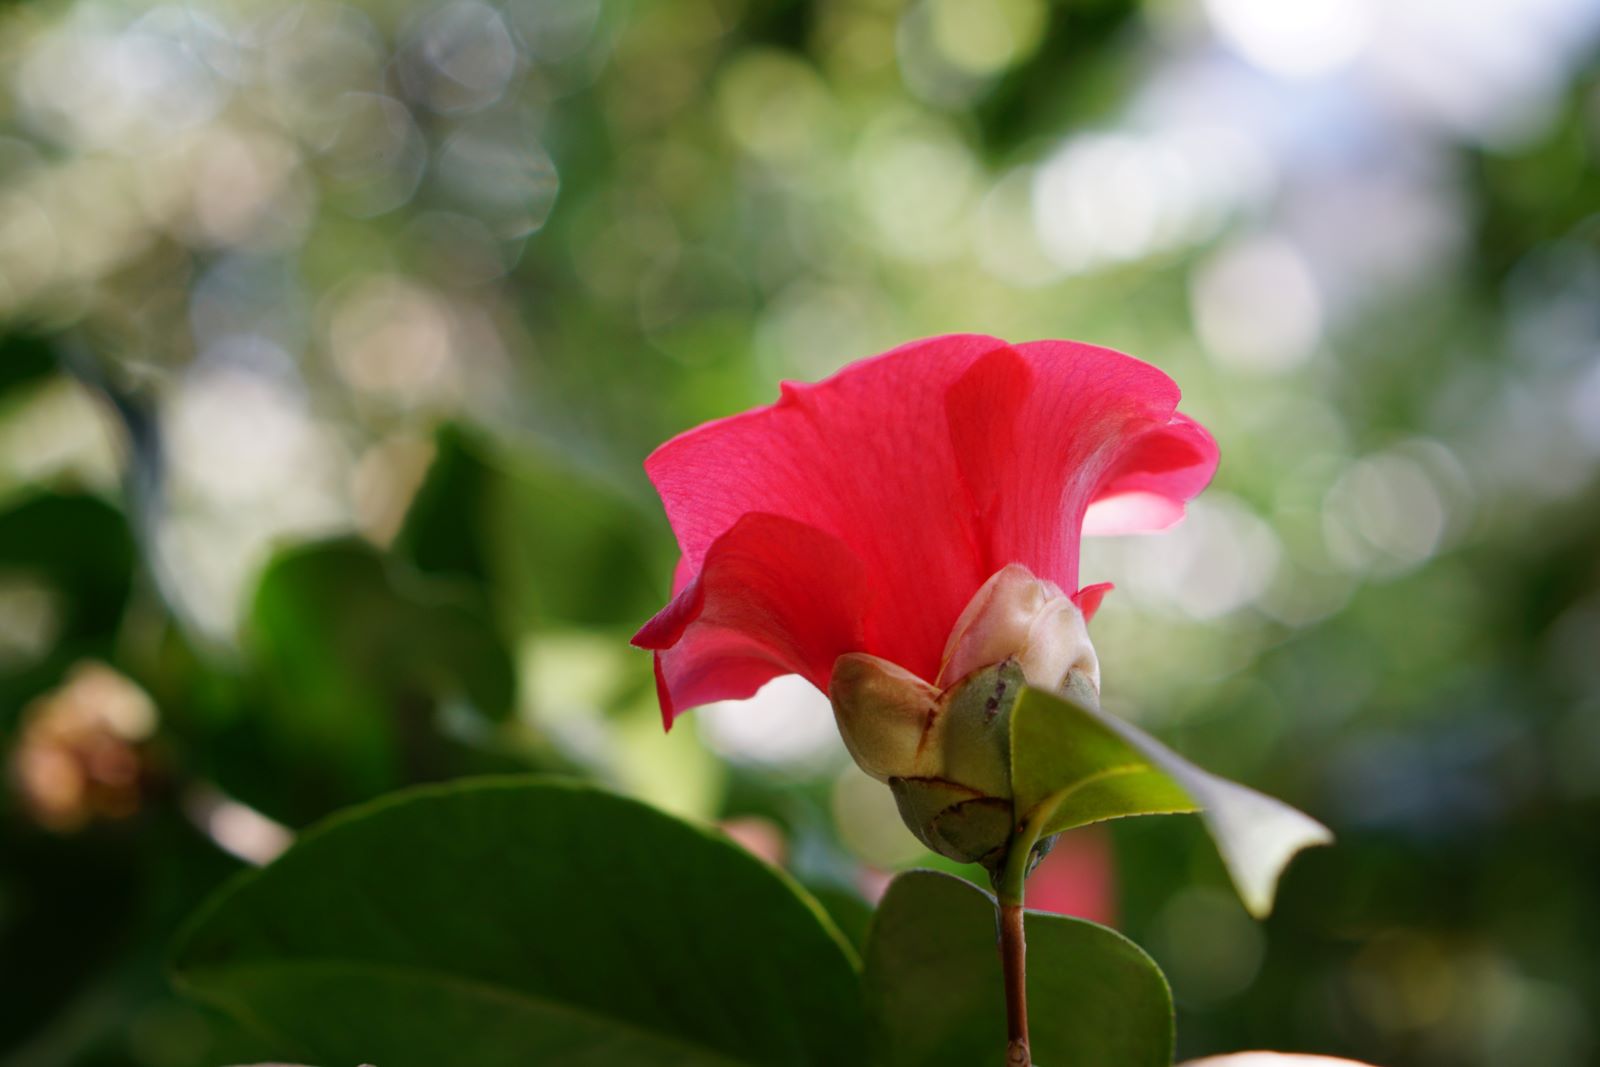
828, 653, 944, 783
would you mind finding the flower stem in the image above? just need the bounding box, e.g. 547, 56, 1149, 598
989, 670, 1096, 1064
998, 899, 1030, 1066
994, 814, 1043, 1066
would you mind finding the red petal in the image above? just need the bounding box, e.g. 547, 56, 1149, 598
1072, 582, 1114, 622
1082, 413, 1219, 535
644, 334, 1009, 683
945, 340, 1213, 594
640, 334, 1218, 718
634, 512, 871, 727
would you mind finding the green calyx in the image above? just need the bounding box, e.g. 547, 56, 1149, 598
832, 655, 1039, 871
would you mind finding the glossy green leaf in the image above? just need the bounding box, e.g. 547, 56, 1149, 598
172, 777, 866, 1067
862, 869, 1172, 1067
1010, 682, 1331, 917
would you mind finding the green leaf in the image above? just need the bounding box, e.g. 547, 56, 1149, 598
250, 538, 515, 723
804, 883, 874, 955
392, 423, 496, 585
393, 422, 663, 631
0, 492, 135, 718
863, 870, 1172, 1067
1010, 682, 1331, 917
0, 492, 134, 642
172, 777, 866, 1067
224, 538, 524, 823
0, 331, 55, 399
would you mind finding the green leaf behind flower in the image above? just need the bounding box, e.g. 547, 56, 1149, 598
228, 538, 520, 822
172, 777, 866, 1067
862, 869, 1173, 1067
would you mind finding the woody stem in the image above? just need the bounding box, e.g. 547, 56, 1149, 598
994, 811, 1045, 1067
998, 898, 1030, 1066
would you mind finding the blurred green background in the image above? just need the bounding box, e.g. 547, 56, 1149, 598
1, 0, 1598, 1063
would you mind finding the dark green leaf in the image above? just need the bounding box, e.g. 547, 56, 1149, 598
0, 492, 135, 718
393, 422, 662, 631
173, 777, 867, 1067
0, 331, 55, 398
0, 492, 134, 643
228, 538, 521, 822
804, 882, 874, 956
862, 869, 1172, 1067
250, 538, 514, 722
392, 423, 495, 585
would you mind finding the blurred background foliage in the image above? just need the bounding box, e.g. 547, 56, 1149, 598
0, 0, 1597, 1063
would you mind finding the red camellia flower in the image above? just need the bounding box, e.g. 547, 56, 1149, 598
633, 333, 1218, 731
